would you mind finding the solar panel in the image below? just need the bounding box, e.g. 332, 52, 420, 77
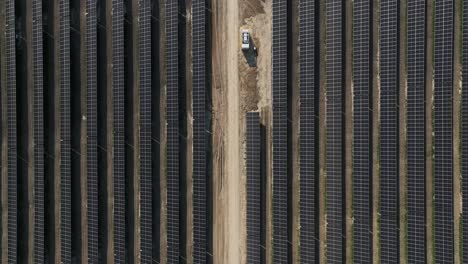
352, 0, 373, 262
32, 0, 45, 261
433, 1, 454, 262
112, 0, 126, 262
58, 0, 72, 261
407, 0, 426, 262
5, 0, 17, 262
272, 0, 289, 262
379, 0, 400, 262
325, 0, 345, 262
298, 0, 317, 262
138, 0, 153, 263
246, 112, 261, 264
462, 0, 468, 260
192, 0, 208, 262
166, 0, 181, 262
150, 0, 162, 261
86, 0, 99, 262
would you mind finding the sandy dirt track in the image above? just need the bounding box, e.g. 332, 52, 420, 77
211, 0, 240, 263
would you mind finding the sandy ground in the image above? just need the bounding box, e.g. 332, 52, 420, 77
158, 0, 167, 262
425, 1, 434, 262
184, 1, 194, 262
372, 1, 381, 263
211, 0, 241, 262
345, 0, 354, 263
317, 1, 327, 263
212, 0, 272, 263
399, 1, 408, 263
453, 1, 462, 263
290, 0, 300, 262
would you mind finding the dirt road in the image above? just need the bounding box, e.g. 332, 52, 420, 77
212, 0, 241, 263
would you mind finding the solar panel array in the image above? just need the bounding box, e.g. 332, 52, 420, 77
32, 0, 45, 261
192, 0, 208, 262
111, 0, 126, 262
139, 0, 153, 263
463, 0, 468, 259
59, 0, 72, 261
407, 0, 426, 262
379, 0, 400, 262
86, 0, 99, 262
5, 0, 17, 262
325, 0, 345, 263
272, 0, 289, 262
299, 0, 317, 262
352, 1, 373, 262
166, 0, 180, 262
434, 1, 454, 262
246, 112, 261, 264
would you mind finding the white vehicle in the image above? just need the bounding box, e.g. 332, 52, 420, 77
241, 29, 250, 50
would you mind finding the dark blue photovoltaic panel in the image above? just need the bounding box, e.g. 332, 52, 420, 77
299, 0, 317, 262
246, 112, 261, 264
192, 0, 208, 262
6, 0, 17, 262
407, 0, 426, 263
272, 0, 288, 262
59, 0, 72, 261
434, 0, 454, 263
325, 0, 345, 263
86, 0, 99, 262
139, 0, 153, 263
462, 0, 468, 260
379, 0, 400, 262
166, 0, 180, 262
32, 0, 45, 261
352, 0, 372, 262
112, 0, 126, 262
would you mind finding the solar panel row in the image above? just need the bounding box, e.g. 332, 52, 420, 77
5, 0, 17, 262
326, 0, 345, 263
192, 0, 208, 262
246, 112, 261, 264
85, 0, 99, 262
166, 0, 181, 262
433, 1, 454, 263
379, 0, 400, 262
32, 0, 45, 261
407, 1, 427, 263
111, 1, 126, 262
272, 0, 289, 262
58, 0, 72, 261
139, 0, 153, 263
299, 0, 317, 262
352, 1, 373, 262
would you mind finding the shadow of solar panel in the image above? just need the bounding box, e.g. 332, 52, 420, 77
325, 0, 345, 263
272, 0, 289, 262
433, 1, 454, 263
299, 0, 317, 262
352, 0, 373, 262
246, 112, 261, 264
379, 0, 400, 262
